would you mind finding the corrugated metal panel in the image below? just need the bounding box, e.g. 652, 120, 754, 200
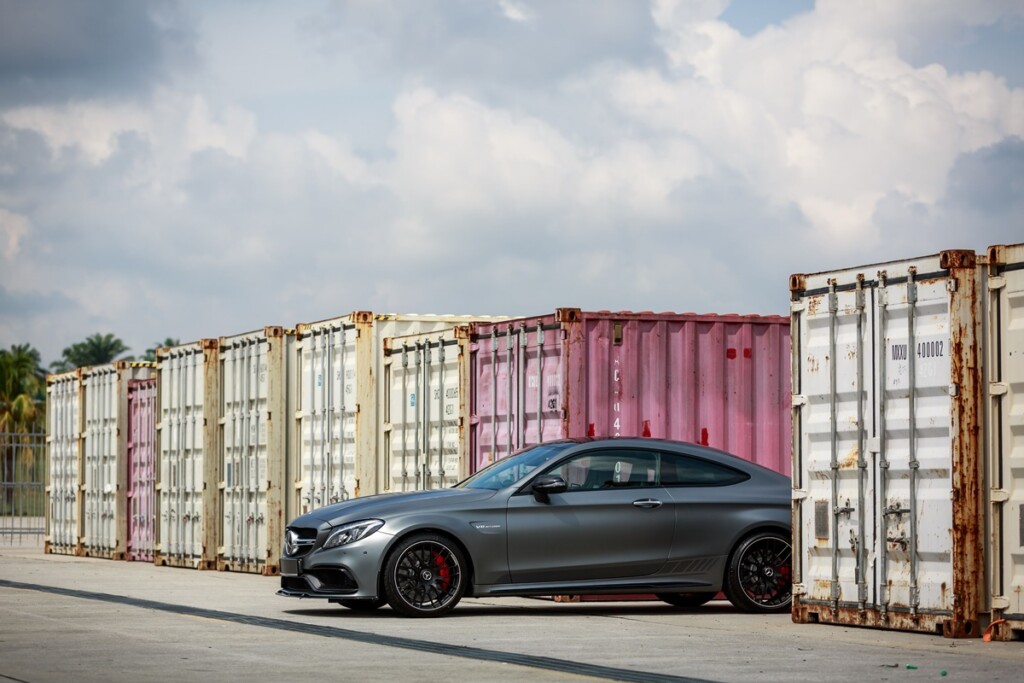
987, 243, 1024, 640
469, 309, 791, 475
293, 312, 507, 512
45, 370, 82, 556
382, 326, 471, 492
218, 327, 292, 575
127, 379, 156, 562
155, 340, 220, 569
791, 250, 987, 638
79, 362, 155, 560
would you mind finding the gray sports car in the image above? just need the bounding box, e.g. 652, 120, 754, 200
278, 438, 792, 617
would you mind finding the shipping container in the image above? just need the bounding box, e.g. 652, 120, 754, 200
79, 362, 155, 560
986, 243, 1024, 641
469, 309, 791, 475
292, 313, 506, 514
790, 250, 988, 637
45, 370, 82, 556
155, 340, 220, 569
382, 326, 472, 492
126, 378, 157, 562
218, 327, 293, 575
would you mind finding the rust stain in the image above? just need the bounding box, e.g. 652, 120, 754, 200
840, 448, 859, 469
807, 295, 822, 316
794, 600, 976, 638
806, 355, 820, 373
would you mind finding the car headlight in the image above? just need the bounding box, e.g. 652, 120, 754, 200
323, 519, 384, 550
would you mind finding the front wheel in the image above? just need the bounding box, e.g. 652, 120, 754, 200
723, 531, 792, 613
383, 533, 467, 617
656, 592, 717, 609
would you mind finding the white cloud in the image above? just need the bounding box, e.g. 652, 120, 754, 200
498, 0, 536, 24
0, 208, 29, 260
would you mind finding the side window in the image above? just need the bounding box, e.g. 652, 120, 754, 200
660, 452, 749, 487
544, 449, 659, 489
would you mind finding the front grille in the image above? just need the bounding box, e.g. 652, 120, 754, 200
284, 527, 319, 557
281, 576, 312, 592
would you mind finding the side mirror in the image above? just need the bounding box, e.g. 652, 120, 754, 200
531, 475, 568, 502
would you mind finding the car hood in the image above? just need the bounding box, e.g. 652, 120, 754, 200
291, 487, 500, 528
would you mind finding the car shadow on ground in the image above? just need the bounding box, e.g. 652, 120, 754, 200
281, 599, 750, 619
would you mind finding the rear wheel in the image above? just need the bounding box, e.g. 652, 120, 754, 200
656, 592, 717, 609
723, 531, 792, 613
332, 597, 386, 611
383, 533, 466, 617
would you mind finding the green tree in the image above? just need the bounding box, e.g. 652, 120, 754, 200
1, 344, 45, 433
50, 333, 131, 372
144, 338, 181, 361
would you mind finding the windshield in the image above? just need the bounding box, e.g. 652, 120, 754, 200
457, 442, 577, 490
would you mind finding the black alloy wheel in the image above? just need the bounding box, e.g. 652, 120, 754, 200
656, 592, 718, 609
383, 533, 467, 617
724, 531, 792, 613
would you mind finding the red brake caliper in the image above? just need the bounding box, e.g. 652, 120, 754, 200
432, 551, 451, 591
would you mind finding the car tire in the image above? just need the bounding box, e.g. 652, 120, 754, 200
332, 597, 386, 611
656, 592, 717, 609
723, 530, 792, 613
382, 533, 467, 618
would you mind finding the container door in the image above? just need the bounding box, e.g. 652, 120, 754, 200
158, 347, 206, 562
83, 366, 119, 554
793, 276, 875, 613
127, 379, 156, 561
46, 374, 80, 551
875, 268, 956, 618
386, 336, 463, 491
471, 320, 565, 473
297, 323, 357, 512
990, 244, 1024, 625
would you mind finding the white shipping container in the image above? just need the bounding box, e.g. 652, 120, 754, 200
382, 326, 471, 492
790, 250, 987, 638
219, 327, 293, 575
987, 243, 1024, 640
156, 340, 220, 569
292, 313, 505, 516
45, 370, 82, 555
80, 362, 155, 560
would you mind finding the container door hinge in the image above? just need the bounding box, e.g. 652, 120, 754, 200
990, 489, 1010, 503
949, 383, 960, 397
946, 279, 958, 293
792, 394, 808, 407
989, 276, 1006, 291
990, 382, 1008, 396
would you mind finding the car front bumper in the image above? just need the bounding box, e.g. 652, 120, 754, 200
277, 530, 393, 600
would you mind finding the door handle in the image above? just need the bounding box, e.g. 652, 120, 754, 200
632, 499, 663, 509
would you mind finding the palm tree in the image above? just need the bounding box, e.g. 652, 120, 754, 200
0, 344, 44, 433
50, 333, 131, 372
144, 338, 181, 361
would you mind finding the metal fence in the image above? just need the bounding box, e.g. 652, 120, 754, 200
1, 432, 46, 546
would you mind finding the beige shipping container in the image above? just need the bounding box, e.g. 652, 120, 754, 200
155, 340, 220, 570
291, 313, 505, 517
382, 326, 473, 492
45, 370, 83, 556
80, 362, 155, 560
218, 327, 294, 576
986, 243, 1024, 641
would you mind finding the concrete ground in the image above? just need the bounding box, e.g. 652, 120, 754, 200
1, 543, 1022, 683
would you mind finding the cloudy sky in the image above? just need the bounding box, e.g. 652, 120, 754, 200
1, 0, 1021, 366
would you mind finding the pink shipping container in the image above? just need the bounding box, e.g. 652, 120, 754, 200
127, 379, 157, 562
470, 309, 791, 475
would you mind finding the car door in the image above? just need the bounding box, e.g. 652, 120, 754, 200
505, 448, 674, 583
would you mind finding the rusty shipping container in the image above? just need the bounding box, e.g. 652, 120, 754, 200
45, 370, 83, 556
155, 340, 221, 569
126, 378, 157, 562
292, 313, 505, 515
79, 362, 156, 560
382, 326, 473, 492
469, 309, 791, 475
790, 250, 989, 637
218, 327, 294, 575
986, 243, 1024, 641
